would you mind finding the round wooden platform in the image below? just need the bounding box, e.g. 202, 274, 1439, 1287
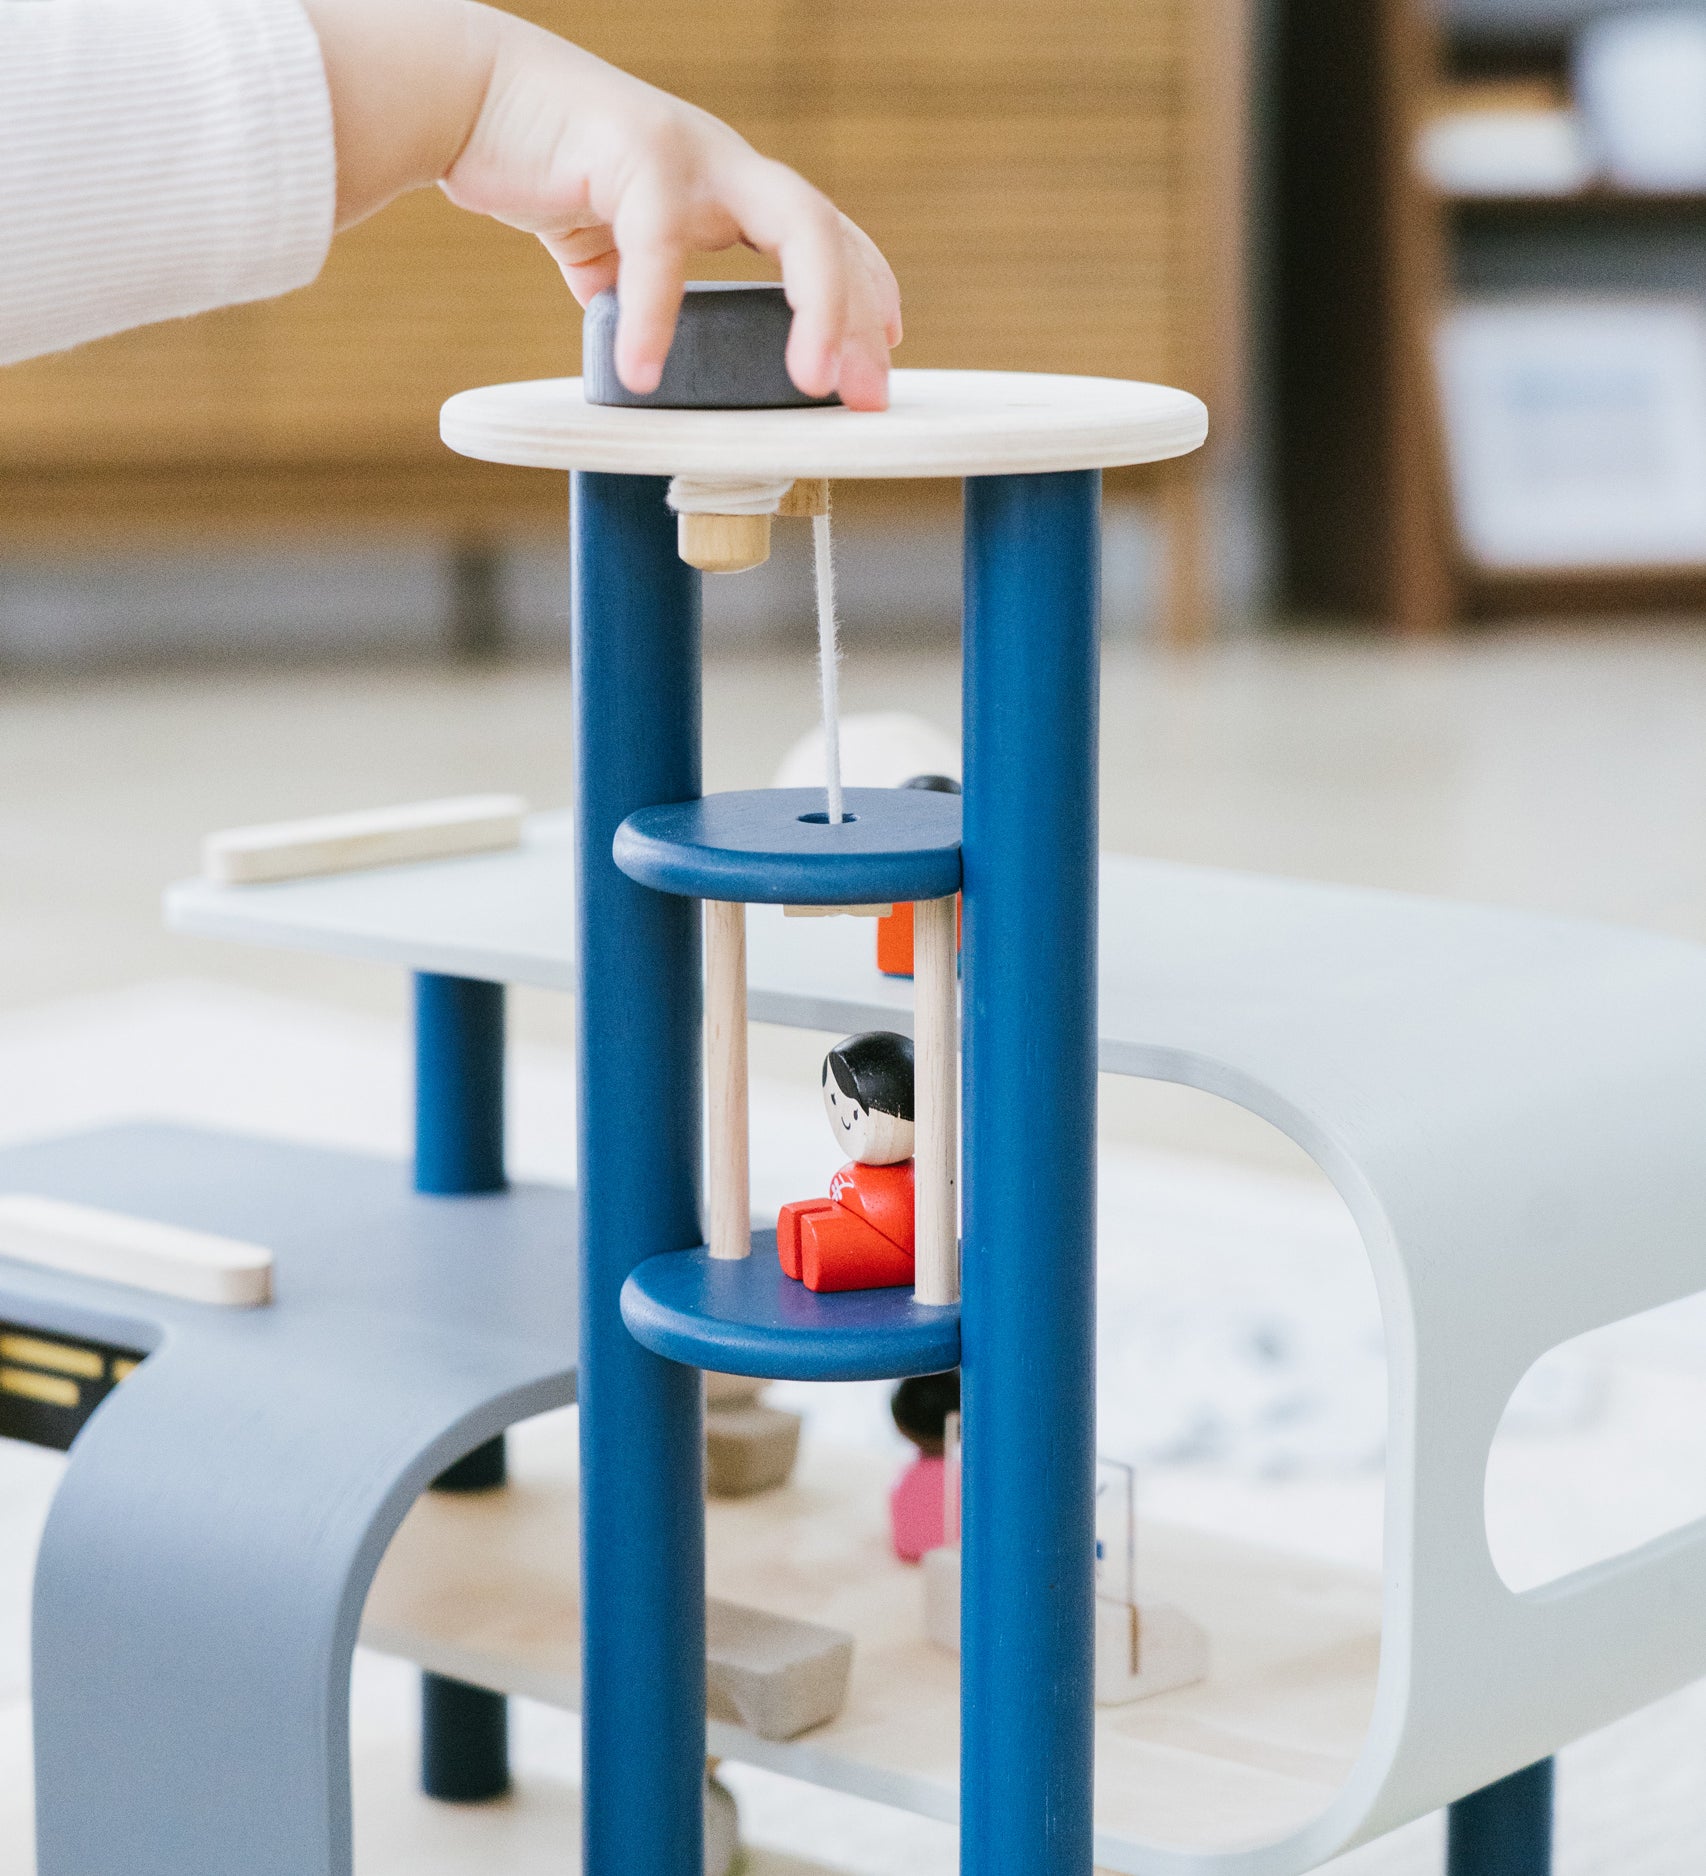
621, 1237, 960, 1382
614, 789, 961, 906
440, 369, 1207, 480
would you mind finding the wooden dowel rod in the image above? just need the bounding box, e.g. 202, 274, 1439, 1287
913, 894, 959, 1306
705, 899, 751, 1261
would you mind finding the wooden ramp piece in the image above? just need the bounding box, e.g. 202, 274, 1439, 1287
203, 794, 526, 886
0, 1193, 272, 1305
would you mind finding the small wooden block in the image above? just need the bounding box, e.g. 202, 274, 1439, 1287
706, 1400, 803, 1498
679, 512, 772, 574
777, 478, 831, 518
706, 1597, 854, 1740
784, 904, 893, 919
203, 794, 526, 885
0, 1194, 273, 1306
581, 283, 837, 411
705, 1770, 740, 1876
705, 1370, 767, 1408
1094, 1599, 1210, 1707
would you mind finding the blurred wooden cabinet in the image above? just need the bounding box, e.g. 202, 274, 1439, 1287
0, 0, 1247, 633
1274, 0, 1706, 633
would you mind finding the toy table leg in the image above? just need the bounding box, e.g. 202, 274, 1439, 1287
413, 971, 512, 1802
1446, 1758, 1555, 1876
573, 471, 708, 1876
960, 471, 1102, 1876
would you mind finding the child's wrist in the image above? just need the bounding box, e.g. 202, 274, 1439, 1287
303, 0, 499, 225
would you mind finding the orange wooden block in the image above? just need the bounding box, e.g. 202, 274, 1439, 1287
876, 897, 963, 978
799, 1206, 915, 1294
877, 901, 916, 976
776, 1199, 837, 1280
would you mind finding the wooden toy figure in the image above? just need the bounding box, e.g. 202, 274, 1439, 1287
778, 1032, 917, 1292
889, 1369, 960, 1561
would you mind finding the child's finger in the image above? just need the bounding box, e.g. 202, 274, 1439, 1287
835, 332, 891, 412
843, 216, 903, 348
544, 222, 621, 305
830, 266, 893, 411
610, 196, 690, 393
721, 162, 853, 400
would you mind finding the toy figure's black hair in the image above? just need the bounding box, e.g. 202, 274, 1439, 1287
891, 1370, 960, 1455
901, 773, 962, 795
823, 1031, 914, 1121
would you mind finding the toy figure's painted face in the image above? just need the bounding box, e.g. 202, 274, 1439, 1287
822, 1076, 914, 1165
822, 1031, 915, 1166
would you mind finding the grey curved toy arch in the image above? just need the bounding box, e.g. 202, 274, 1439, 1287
2, 1124, 577, 1876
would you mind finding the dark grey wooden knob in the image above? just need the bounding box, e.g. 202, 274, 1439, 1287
583, 282, 839, 410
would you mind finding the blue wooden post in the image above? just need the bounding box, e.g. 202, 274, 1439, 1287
573, 471, 707, 1876
415, 972, 506, 1196
960, 470, 1102, 1876
1447, 1759, 1555, 1876
413, 970, 512, 1802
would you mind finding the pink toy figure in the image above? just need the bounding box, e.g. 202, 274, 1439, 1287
889, 1369, 960, 1562
777, 1032, 916, 1293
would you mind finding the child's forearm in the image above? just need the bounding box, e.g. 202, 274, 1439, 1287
299, 0, 899, 408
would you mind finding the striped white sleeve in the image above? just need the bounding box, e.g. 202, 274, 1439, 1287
0, 0, 336, 366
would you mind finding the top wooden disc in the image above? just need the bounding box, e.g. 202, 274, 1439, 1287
440, 368, 1207, 479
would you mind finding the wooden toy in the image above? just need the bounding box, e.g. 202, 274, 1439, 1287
703, 1372, 803, 1497
0, 1192, 272, 1305
413, 970, 514, 1804
111, 320, 1706, 1876
888, 1369, 958, 1562
202, 793, 526, 885
583, 284, 837, 413
174, 786, 1706, 1875
924, 1430, 1208, 1706
778, 1031, 917, 1293
433, 359, 1206, 1876
585, 284, 837, 573
705, 1599, 855, 1740
366, 1430, 859, 1748
3, 1122, 577, 1875
0, 1316, 140, 1449
876, 777, 964, 979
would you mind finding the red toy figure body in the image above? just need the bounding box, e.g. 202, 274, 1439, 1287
777, 1031, 916, 1293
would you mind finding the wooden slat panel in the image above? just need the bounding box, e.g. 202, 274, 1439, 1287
828, 111, 1186, 380
0, 0, 1220, 528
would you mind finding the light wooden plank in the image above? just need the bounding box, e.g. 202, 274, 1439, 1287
0, 1194, 272, 1306
706, 899, 752, 1262
203, 795, 527, 887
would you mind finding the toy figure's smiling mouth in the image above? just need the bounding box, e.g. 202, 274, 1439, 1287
839, 1115, 853, 1130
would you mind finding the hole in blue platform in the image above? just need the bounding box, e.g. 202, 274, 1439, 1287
797, 811, 860, 826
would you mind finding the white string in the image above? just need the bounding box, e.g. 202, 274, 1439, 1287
666, 472, 792, 515
813, 503, 844, 825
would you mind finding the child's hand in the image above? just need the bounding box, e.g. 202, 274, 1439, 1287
303, 0, 901, 410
